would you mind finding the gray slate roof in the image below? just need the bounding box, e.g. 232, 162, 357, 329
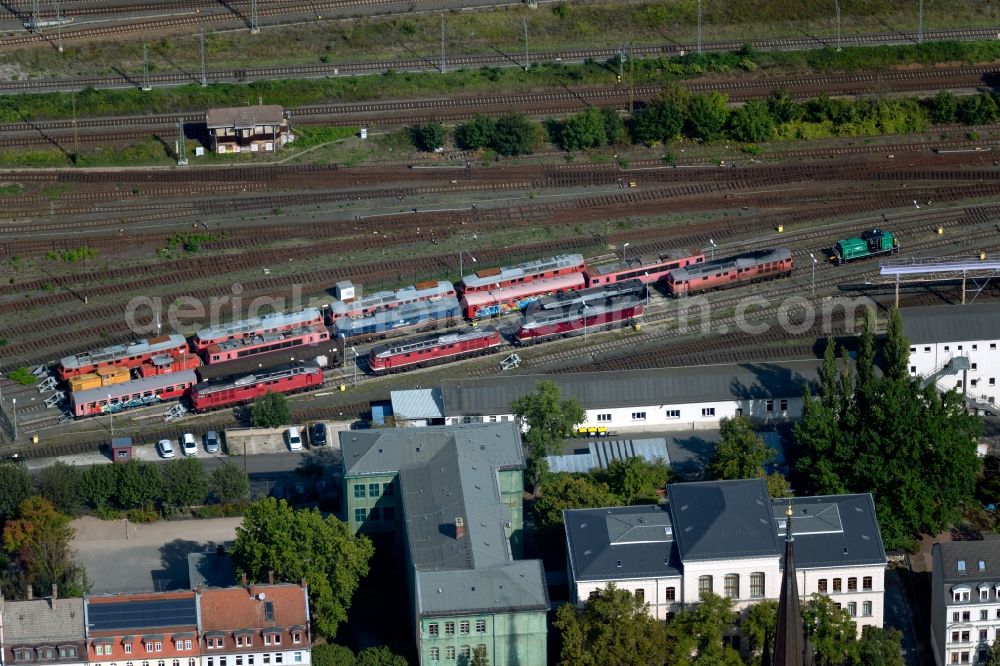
774, 494, 886, 569
440, 360, 822, 415
340, 421, 524, 477
669, 479, 781, 561
2, 598, 85, 644
390, 388, 444, 420
934, 536, 1000, 585
414, 561, 548, 617
564, 505, 682, 582
901, 303, 1000, 345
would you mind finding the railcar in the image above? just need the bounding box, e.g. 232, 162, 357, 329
137, 353, 202, 377
188, 362, 324, 412
584, 250, 705, 287
830, 229, 898, 265
460, 272, 586, 320
324, 280, 456, 324
67, 366, 132, 393
514, 290, 645, 344
369, 328, 502, 373
202, 327, 330, 364
70, 371, 197, 418
536, 278, 646, 310
191, 307, 324, 351
57, 334, 189, 381
459, 254, 585, 294
333, 296, 461, 343
666, 249, 793, 297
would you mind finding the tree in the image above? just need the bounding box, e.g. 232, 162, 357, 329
852, 626, 904, 666
354, 647, 407, 666
766, 471, 793, 499
252, 391, 291, 428
560, 107, 607, 151
312, 644, 355, 666
491, 113, 539, 156
709, 416, 774, 481
882, 307, 909, 382
35, 461, 83, 516
686, 92, 730, 142
631, 100, 685, 146
410, 122, 445, 152
553, 582, 669, 666
212, 461, 250, 503
0, 463, 33, 520
454, 114, 495, 150
743, 599, 778, 665
728, 100, 775, 142
114, 460, 163, 509
596, 456, 671, 504
957, 94, 998, 125
533, 474, 621, 530
665, 592, 743, 665
162, 457, 210, 511
512, 381, 585, 490
766, 89, 803, 123
927, 91, 958, 124
602, 108, 628, 145
3, 497, 89, 598
230, 497, 374, 638
79, 464, 117, 511
802, 594, 858, 666
471, 645, 490, 666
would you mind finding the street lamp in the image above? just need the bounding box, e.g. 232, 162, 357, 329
10, 398, 16, 441
459, 249, 477, 279
622, 242, 631, 266
582, 302, 590, 340
809, 253, 817, 296
350, 347, 358, 387
643, 273, 650, 307
108, 393, 113, 437
709, 239, 717, 261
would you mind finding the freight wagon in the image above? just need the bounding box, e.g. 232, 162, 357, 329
333, 297, 462, 343
666, 249, 793, 296
67, 365, 132, 393
831, 229, 898, 265
58, 334, 189, 381
188, 362, 324, 412
369, 328, 502, 373
70, 371, 198, 418
191, 307, 324, 351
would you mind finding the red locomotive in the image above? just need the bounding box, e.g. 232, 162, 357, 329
515, 281, 646, 344
137, 353, 202, 377
57, 334, 190, 381
584, 250, 705, 287
202, 327, 330, 364
369, 328, 502, 373
191, 307, 324, 351
188, 362, 324, 412
70, 371, 198, 418
666, 248, 793, 296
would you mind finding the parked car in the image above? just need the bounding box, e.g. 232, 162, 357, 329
286, 426, 302, 451
310, 422, 327, 446
181, 433, 198, 456
157, 439, 175, 458
204, 430, 220, 454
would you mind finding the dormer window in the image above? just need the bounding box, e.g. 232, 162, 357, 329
124, 645, 133, 655
292, 633, 301, 645
13, 648, 34, 662
58, 646, 78, 659
39, 648, 55, 660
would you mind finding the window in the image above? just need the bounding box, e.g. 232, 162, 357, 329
236, 657, 243, 666
175, 643, 183, 652
699, 575, 713, 599
863, 576, 872, 591
293, 655, 302, 664
368, 483, 379, 497
848, 577, 857, 592
384, 507, 395, 521
235, 638, 243, 648
173, 660, 179, 666
459, 647, 470, 659
924, 347, 931, 353
96, 646, 106, 656
155, 644, 163, 653
863, 601, 872, 617
354, 508, 366, 523
953, 631, 960, 643
635, 588, 645, 603
382, 482, 394, 496
184, 642, 191, 651
208, 660, 214, 666
429, 623, 439, 636
353, 484, 365, 498
429, 649, 439, 662
264, 636, 271, 646
220, 659, 227, 666
982, 630, 990, 642
702, 407, 716, 417
833, 578, 842, 592
963, 611, 971, 621
766, 399, 774, 413
249, 658, 254, 666
263, 657, 270, 665
750, 572, 765, 598
445, 647, 455, 660
631, 412, 646, 421
724, 574, 740, 599
145, 645, 153, 653
962, 631, 970, 642
847, 602, 857, 617
666, 409, 680, 419
911, 366, 917, 374
292, 633, 301, 645
445, 622, 455, 636
991, 378, 996, 387
953, 611, 960, 622
818, 579, 828, 593
125, 645, 133, 655
597, 413, 611, 422
273, 636, 281, 645
666, 587, 676, 601
275, 656, 282, 665
983, 610, 990, 620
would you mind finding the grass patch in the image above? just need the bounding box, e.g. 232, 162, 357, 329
46, 246, 98, 263
0, 182, 23, 196
7, 367, 37, 385
293, 125, 359, 148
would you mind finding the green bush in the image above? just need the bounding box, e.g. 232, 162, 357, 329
126, 504, 159, 523
7, 368, 36, 385
191, 501, 251, 519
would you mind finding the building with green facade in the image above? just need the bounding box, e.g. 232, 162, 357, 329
339, 423, 548, 666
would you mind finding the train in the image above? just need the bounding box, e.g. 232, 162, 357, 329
324, 280, 455, 323
583, 250, 705, 287
665, 248, 794, 296
188, 362, 325, 413
202, 327, 330, 364
368, 328, 502, 373
515, 280, 646, 344
830, 229, 898, 265
332, 296, 462, 343
191, 307, 324, 351
459, 272, 586, 319
70, 371, 198, 418
57, 334, 189, 381
459, 253, 585, 293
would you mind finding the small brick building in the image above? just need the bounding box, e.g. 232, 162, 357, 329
205, 105, 292, 155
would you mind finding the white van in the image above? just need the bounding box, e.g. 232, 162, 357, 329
286, 426, 303, 451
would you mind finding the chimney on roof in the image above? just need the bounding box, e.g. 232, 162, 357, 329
250, 582, 256, 599
455, 517, 466, 539
299, 578, 306, 589
27, 587, 33, 600
268, 571, 274, 585
242, 573, 248, 589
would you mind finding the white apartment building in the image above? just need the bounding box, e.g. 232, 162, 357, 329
389, 360, 822, 431
931, 537, 1000, 666
903, 304, 1000, 413
564, 479, 887, 651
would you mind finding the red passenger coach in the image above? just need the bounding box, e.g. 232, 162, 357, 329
369, 328, 502, 373
202, 327, 330, 364
70, 371, 197, 418
584, 250, 705, 287
460, 272, 586, 319
189, 362, 324, 412
192, 308, 324, 351
666, 248, 793, 297
459, 254, 585, 293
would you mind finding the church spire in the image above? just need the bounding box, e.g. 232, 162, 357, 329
774, 503, 805, 666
